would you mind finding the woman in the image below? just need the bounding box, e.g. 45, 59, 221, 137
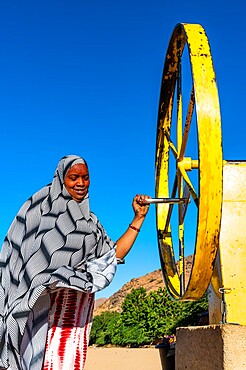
0, 155, 150, 370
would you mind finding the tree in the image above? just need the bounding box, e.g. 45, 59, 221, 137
90, 311, 120, 346
90, 287, 208, 346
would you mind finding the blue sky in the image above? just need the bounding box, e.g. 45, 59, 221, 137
0, 1, 245, 299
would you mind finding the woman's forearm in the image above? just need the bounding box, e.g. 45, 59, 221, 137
115, 194, 150, 259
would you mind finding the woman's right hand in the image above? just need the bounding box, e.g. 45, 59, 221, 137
132, 194, 150, 219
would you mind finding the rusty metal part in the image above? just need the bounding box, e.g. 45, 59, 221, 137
155, 23, 223, 300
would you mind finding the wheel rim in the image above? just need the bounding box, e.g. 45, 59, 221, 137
155, 23, 223, 300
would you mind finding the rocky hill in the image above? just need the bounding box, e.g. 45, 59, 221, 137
94, 254, 193, 316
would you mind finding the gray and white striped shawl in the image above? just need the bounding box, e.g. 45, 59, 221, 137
0, 155, 117, 369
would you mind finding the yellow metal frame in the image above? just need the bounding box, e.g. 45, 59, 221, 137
209, 161, 246, 325
155, 23, 223, 300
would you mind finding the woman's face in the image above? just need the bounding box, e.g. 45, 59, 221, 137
64, 163, 90, 202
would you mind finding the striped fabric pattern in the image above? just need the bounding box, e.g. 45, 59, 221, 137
0, 155, 117, 369
43, 289, 94, 370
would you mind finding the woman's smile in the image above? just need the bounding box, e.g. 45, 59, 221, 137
64, 164, 90, 202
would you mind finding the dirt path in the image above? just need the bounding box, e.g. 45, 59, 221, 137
84, 347, 164, 370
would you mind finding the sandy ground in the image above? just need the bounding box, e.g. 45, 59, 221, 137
84, 347, 164, 370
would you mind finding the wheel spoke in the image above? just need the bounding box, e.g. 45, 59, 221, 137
178, 171, 185, 296
177, 53, 183, 157
164, 130, 178, 158
178, 165, 199, 207
178, 214, 185, 295
179, 86, 195, 161
163, 175, 178, 234
179, 184, 191, 223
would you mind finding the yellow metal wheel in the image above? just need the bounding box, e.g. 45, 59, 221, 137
155, 23, 223, 300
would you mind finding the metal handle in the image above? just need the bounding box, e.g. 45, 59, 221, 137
140, 198, 188, 205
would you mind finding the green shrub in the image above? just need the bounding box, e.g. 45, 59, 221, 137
90, 287, 208, 347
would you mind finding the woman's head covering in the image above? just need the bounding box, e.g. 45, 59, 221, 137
46, 154, 91, 219
52, 154, 87, 198
0, 155, 117, 368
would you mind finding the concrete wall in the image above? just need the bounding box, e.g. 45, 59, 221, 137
176, 324, 246, 370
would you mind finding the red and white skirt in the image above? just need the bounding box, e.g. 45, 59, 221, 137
43, 289, 94, 370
